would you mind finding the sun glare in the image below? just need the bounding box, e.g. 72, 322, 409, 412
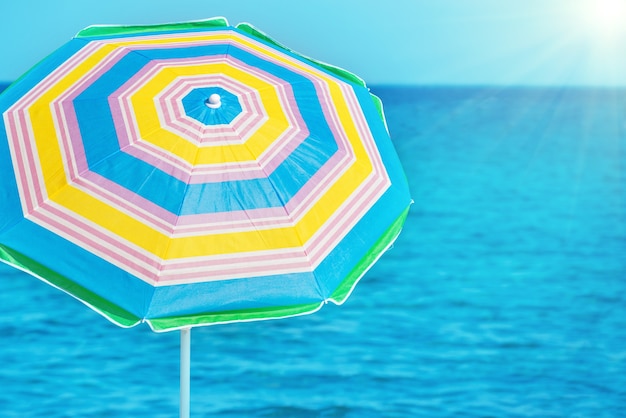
581, 0, 626, 37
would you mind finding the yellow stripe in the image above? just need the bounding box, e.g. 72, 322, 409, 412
28, 31, 376, 259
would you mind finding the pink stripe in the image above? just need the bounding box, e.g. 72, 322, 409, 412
114, 62, 165, 150
281, 82, 355, 217
121, 144, 269, 183
73, 173, 179, 229
163, 246, 308, 269
158, 258, 312, 283
284, 150, 350, 218
314, 178, 386, 258
57, 47, 136, 178
173, 205, 289, 227
32, 203, 161, 283
58, 98, 89, 174
308, 186, 378, 262
18, 111, 47, 211
304, 87, 391, 264
6, 111, 37, 214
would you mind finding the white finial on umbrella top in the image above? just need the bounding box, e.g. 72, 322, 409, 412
205, 93, 221, 109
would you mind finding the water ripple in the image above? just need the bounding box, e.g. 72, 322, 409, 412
2, 86, 626, 416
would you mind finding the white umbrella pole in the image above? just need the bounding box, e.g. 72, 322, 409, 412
180, 327, 191, 418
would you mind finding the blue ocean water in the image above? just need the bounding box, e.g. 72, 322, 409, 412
1, 84, 626, 417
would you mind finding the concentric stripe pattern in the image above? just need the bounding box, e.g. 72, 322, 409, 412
3, 27, 392, 287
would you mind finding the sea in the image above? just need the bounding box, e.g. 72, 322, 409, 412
1, 84, 625, 417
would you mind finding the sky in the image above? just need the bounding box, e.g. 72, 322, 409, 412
2, 0, 626, 86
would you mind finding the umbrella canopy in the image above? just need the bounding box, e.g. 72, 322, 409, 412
0, 17, 411, 332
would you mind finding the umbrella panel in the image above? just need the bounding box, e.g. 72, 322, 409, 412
0, 18, 411, 331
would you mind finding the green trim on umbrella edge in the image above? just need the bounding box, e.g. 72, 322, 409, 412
75, 17, 229, 38
329, 205, 410, 303
235, 22, 367, 88
0, 244, 141, 327
147, 301, 323, 332
369, 93, 389, 133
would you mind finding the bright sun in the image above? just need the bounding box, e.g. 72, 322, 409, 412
581, 0, 626, 37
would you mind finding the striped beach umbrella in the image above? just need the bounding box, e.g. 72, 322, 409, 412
0, 17, 411, 416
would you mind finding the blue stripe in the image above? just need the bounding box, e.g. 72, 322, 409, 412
147, 270, 322, 318
73, 44, 339, 215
